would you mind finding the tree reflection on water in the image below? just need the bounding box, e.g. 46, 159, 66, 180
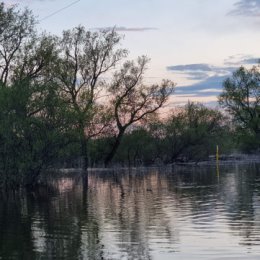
0, 164, 260, 259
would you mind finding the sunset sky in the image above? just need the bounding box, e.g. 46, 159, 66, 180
4, 0, 260, 106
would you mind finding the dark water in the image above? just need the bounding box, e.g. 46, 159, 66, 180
1, 164, 260, 260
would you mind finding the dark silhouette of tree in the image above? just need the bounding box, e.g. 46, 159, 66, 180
163, 102, 228, 163
104, 56, 174, 166
55, 26, 127, 169
0, 3, 35, 85
219, 65, 260, 150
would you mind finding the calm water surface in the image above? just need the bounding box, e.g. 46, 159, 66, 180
1, 164, 260, 259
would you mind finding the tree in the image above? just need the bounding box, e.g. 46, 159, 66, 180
12, 33, 59, 84
0, 3, 72, 187
113, 128, 156, 167
0, 79, 73, 188
219, 65, 260, 151
0, 3, 35, 85
55, 26, 127, 169
104, 56, 174, 166
0, 3, 59, 85
163, 102, 228, 163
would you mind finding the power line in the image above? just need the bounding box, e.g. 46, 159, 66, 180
40, 0, 81, 22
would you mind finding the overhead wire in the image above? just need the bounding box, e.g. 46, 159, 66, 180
39, 0, 81, 22
36, 1, 176, 113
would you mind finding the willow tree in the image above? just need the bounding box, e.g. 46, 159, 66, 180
163, 102, 228, 163
104, 56, 174, 166
0, 3, 69, 187
0, 3, 35, 85
54, 26, 127, 169
219, 65, 260, 150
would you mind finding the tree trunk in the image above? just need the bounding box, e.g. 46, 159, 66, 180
80, 127, 88, 171
104, 130, 125, 167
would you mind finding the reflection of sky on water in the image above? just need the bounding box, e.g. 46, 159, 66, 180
1, 164, 260, 259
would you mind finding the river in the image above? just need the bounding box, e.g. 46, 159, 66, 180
0, 164, 260, 259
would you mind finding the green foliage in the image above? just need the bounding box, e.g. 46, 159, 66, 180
114, 128, 156, 166
219, 65, 260, 151
54, 25, 127, 169
104, 56, 175, 166
88, 103, 232, 166
161, 103, 230, 162
0, 80, 75, 188
0, 3, 35, 85
235, 130, 260, 153
0, 3, 254, 188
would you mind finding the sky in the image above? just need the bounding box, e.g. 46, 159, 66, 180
3, 0, 260, 107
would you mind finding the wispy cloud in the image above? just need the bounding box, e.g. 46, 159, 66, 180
199, 88, 222, 93
175, 75, 230, 97
167, 64, 212, 72
167, 55, 259, 98
167, 63, 237, 81
224, 54, 260, 65
185, 72, 210, 80
92, 26, 158, 32
229, 0, 260, 16
167, 63, 237, 74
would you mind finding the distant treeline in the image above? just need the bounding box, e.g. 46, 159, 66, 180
0, 3, 259, 188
